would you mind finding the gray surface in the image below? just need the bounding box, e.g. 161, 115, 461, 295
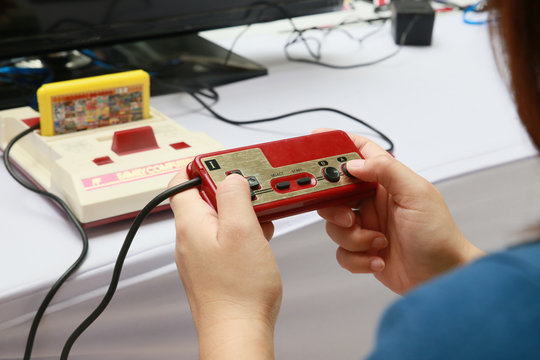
436, 156, 540, 252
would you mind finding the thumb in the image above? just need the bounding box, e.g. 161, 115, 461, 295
215, 174, 263, 241
345, 156, 432, 200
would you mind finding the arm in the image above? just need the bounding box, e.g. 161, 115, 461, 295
168, 172, 281, 359
315, 129, 485, 294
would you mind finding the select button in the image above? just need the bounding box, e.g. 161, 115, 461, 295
276, 181, 291, 190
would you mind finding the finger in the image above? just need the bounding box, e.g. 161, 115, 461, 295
168, 169, 218, 239
216, 174, 265, 244
168, 169, 210, 213
318, 195, 381, 225
312, 129, 391, 161
345, 155, 432, 203
345, 133, 393, 159
317, 206, 355, 228
312, 131, 429, 201
356, 196, 381, 232
326, 222, 387, 252
168, 167, 190, 188
336, 247, 385, 273
343, 133, 429, 197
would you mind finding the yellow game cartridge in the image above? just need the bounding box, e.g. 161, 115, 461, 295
37, 70, 150, 136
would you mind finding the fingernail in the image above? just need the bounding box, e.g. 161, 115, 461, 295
371, 237, 388, 250
346, 159, 365, 171
334, 213, 352, 227
370, 258, 385, 272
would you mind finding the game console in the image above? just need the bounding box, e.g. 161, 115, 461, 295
188, 130, 377, 222
0, 106, 224, 227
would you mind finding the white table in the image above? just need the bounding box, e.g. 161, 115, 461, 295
1, 6, 536, 360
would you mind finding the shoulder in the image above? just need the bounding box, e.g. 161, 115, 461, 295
367, 241, 540, 360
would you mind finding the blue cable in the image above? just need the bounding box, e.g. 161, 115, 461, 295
0, 66, 54, 109
462, 1, 488, 26
79, 49, 117, 70
80, 49, 156, 76
0, 66, 50, 75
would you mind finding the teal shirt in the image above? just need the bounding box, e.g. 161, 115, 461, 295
367, 241, 540, 359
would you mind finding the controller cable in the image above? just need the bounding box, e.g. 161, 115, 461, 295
4, 123, 202, 359
190, 90, 395, 152
159, 78, 395, 153
2, 123, 89, 360
153, 78, 394, 152
60, 176, 202, 360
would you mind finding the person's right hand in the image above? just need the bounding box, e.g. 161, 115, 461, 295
316, 130, 485, 294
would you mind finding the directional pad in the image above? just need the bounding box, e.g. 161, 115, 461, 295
226, 169, 243, 176
247, 176, 260, 190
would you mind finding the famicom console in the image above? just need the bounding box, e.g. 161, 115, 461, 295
0, 67, 376, 227
188, 130, 377, 222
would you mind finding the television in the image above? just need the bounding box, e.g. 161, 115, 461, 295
0, 0, 343, 109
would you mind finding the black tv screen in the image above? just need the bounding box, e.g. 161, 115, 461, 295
0, 0, 343, 109
0, 0, 343, 59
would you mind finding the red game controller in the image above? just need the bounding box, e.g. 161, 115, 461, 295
187, 130, 377, 222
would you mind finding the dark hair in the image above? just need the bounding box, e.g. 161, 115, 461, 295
489, 1, 540, 150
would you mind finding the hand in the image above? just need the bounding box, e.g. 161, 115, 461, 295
169, 171, 282, 359
315, 130, 485, 294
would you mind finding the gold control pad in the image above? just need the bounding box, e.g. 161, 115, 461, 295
200, 148, 362, 205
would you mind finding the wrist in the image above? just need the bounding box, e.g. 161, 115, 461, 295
191, 299, 280, 360
197, 317, 276, 360
461, 240, 486, 264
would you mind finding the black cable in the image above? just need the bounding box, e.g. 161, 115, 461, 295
60, 176, 203, 360
222, 1, 321, 64
2, 123, 89, 360
185, 90, 394, 153
226, 1, 390, 68
225, 0, 399, 70
224, 23, 253, 65
284, 16, 391, 64
284, 36, 400, 69
194, 86, 220, 102
244, 1, 323, 60
285, 12, 420, 69
154, 73, 394, 152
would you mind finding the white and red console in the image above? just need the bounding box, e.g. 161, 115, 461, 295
0, 106, 224, 227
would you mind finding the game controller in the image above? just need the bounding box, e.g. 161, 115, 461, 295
187, 130, 377, 222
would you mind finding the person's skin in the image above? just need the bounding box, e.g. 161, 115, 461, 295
168, 129, 485, 357
169, 171, 282, 360
313, 129, 485, 294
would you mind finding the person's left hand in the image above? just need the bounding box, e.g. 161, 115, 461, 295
169, 170, 282, 359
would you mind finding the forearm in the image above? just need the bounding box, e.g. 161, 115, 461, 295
197, 319, 276, 360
